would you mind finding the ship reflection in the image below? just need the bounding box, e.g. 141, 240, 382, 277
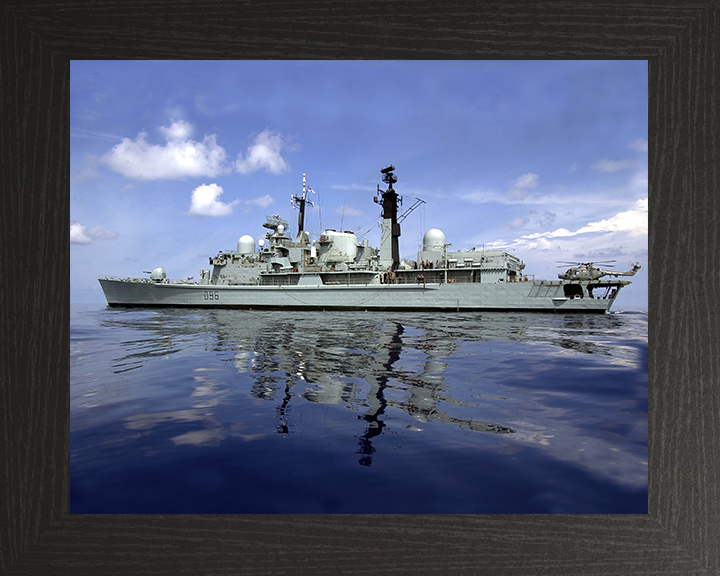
354, 324, 400, 466
101, 309, 640, 466
209, 312, 518, 467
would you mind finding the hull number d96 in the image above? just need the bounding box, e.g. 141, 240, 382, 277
203, 291, 220, 301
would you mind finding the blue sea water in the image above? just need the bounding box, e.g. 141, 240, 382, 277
70, 304, 648, 514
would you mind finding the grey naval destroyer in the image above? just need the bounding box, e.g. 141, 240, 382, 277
99, 166, 641, 312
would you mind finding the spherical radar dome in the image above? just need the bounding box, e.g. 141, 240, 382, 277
423, 228, 446, 251
237, 234, 255, 254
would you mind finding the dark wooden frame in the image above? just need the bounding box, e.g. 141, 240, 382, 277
1, 2, 717, 574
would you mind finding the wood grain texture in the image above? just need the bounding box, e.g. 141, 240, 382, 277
1, 1, 717, 574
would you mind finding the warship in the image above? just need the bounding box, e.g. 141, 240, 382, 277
99, 166, 641, 312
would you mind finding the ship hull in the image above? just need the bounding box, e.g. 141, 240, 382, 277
98, 278, 619, 313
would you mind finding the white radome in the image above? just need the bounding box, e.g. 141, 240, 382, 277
423, 228, 446, 251
237, 234, 255, 254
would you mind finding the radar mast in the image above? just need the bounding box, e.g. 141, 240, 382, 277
374, 165, 401, 270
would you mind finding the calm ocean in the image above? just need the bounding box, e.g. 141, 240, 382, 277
70, 304, 648, 514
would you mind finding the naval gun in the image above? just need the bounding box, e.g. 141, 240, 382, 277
558, 260, 642, 281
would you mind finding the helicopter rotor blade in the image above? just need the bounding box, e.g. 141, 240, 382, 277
556, 260, 617, 266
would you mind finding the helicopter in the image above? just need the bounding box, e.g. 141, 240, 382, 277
557, 260, 642, 281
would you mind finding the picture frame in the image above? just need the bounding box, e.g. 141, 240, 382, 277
2, 1, 715, 573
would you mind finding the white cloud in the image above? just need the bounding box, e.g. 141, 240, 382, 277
461, 186, 638, 211
188, 183, 239, 216
70, 223, 93, 244
86, 225, 119, 240
521, 228, 575, 241
236, 129, 290, 175
159, 119, 193, 141
629, 138, 648, 152
246, 194, 275, 208
514, 198, 648, 244
101, 121, 228, 180
575, 199, 647, 236
513, 173, 538, 189
592, 159, 636, 172
506, 173, 539, 199
71, 222, 118, 244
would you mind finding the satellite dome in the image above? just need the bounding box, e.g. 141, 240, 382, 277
423, 228, 446, 251
150, 266, 166, 281
237, 234, 255, 254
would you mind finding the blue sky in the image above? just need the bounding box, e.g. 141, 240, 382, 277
71, 60, 648, 308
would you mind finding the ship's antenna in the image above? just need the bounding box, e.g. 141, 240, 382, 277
300, 173, 306, 234
291, 173, 313, 244
340, 198, 346, 230
318, 187, 323, 232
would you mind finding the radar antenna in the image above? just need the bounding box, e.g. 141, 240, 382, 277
262, 214, 289, 232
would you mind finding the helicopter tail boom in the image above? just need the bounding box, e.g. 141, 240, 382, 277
601, 262, 642, 277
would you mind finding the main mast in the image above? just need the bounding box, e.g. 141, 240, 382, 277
375, 165, 401, 270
